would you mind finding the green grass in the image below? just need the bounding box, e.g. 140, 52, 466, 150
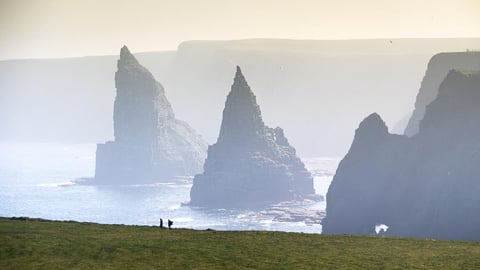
1, 217, 480, 269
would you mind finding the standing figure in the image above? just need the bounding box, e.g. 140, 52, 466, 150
168, 219, 173, 229
160, 218, 163, 228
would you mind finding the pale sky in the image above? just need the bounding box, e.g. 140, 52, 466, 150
1, 0, 480, 60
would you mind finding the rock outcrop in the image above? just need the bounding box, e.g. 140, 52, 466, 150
323, 70, 480, 240
189, 66, 314, 208
404, 52, 480, 136
94, 46, 207, 184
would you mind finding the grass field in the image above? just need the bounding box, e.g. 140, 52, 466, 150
1, 217, 480, 269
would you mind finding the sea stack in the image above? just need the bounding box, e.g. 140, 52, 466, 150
94, 46, 207, 184
323, 69, 480, 241
189, 66, 314, 208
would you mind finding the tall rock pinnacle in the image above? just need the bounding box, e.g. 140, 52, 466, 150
119, 45, 140, 66
190, 66, 314, 208
218, 66, 265, 146
94, 46, 207, 184
113, 45, 174, 145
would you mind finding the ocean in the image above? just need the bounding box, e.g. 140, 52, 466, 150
0, 143, 338, 233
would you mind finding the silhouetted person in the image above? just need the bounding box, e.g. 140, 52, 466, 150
160, 218, 163, 228
168, 219, 173, 229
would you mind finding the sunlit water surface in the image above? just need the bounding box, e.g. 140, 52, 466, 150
0, 143, 339, 233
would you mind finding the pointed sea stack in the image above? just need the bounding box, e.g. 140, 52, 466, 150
189, 66, 314, 208
94, 46, 207, 184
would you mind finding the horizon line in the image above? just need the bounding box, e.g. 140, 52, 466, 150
2, 36, 480, 62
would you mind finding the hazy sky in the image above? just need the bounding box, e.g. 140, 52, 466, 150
1, 0, 480, 60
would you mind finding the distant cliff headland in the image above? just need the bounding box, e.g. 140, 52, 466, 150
404, 51, 480, 136
324, 51, 480, 241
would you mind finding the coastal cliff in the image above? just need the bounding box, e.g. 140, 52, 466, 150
324, 70, 480, 241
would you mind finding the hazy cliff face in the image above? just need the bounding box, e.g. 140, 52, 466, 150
113, 46, 175, 145
189, 67, 314, 209
323, 70, 480, 241
404, 52, 480, 136
95, 46, 207, 184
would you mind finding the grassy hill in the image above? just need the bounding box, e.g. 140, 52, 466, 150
1, 217, 479, 269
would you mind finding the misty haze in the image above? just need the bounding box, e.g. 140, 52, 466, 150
1, 0, 480, 268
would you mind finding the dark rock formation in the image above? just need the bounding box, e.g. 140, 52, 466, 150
94, 46, 207, 184
189, 66, 314, 208
323, 70, 480, 240
404, 52, 480, 136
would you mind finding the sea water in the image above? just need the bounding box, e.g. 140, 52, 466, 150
0, 143, 338, 233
